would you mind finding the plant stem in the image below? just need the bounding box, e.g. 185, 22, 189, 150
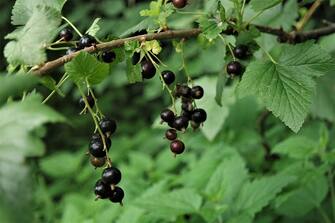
296, 0, 322, 32
62, 16, 83, 37
317, 206, 332, 223
42, 74, 69, 104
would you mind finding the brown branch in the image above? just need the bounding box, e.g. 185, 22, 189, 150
32, 25, 335, 76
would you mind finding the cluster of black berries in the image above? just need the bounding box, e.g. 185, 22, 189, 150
59, 28, 116, 64
161, 84, 207, 155
226, 44, 249, 78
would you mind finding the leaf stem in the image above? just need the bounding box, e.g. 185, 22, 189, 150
42, 73, 69, 104
62, 16, 83, 37
258, 43, 277, 64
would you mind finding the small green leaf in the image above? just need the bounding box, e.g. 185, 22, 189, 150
86, 18, 101, 36
250, 0, 282, 11
215, 72, 227, 106
65, 51, 109, 86
126, 58, 142, 84
198, 16, 226, 41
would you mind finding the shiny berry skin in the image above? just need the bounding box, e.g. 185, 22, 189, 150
165, 129, 177, 141
161, 70, 175, 85
79, 94, 95, 109
101, 51, 116, 63
181, 101, 193, 112
94, 180, 111, 199
141, 60, 156, 79
110, 186, 124, 203
170, 140, 185, 154
132, 52, 141, 65
181, 110, 192, 120
172, 0, 187, 8
90, 155, 106, 168
175, 84, 192, 98
89, 138, 111, 157
191, 86, 204, 99
66, 47, 78, 55
233, 45, 249, 59
160, 109, 175, 123
77, 34, 97, 49
173, 116, 189, 131
99, 118, 117, 136
59, 28, 73, 41
102, 167, 122, 185
226, 61, 243, 76
192, 108, 207, 123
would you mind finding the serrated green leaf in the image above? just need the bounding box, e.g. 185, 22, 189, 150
65, 51, 109, 86
250, 0, 282, 11
5, 6, 61, 65
86, 18, 101, 36
198, 16, 226, 41
238, 42, 335, 132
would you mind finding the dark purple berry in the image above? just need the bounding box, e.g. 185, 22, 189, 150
170, 140, 185, 154
141, 60, 156, 79
173, 0, 187, 8
132, 52, 141, 65
165, 129, 177, 141
191, 86, 204, 99
99, 118, 117, 136
77, 34, 97, 49
175, 84, 191, 98
192, 108, 207, 123
226, 61, 243, 76
161, 70, 175, 85
173, 116, 189, 131
59, 28, 73, 41
79, 94, 95, 109
101, 51, 116, 63
160, 109, 175, 123
102, 167, 122, 185
89, 138, 111, 157
181, 101, 193, 112
233, 45, 249, 59
94, 180, 111, 199
90, 156, 106, 168
110, 186, 124, 203
66, 47, 78, 55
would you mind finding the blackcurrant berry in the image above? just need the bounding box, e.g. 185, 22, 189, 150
233, 45, 249, 59
165, 129, 177, 141
132, 52, 141, 65
161, 70, 175, 85
94, 180, 111, 199
102, 167, 122, 185
192, 108, 207, 123
66, 47, 78, 55
79, 94, 95, 109
191, 86, 204, 99
101, 51, 116, 63
190, 120, 200, 130
160, 109, 175, 123
181, 101, 193, 112
77, 34, 97, 49
99, 118, 117, 136
172, 0, 187, 8
181, 110, 192, 120
89, 138, 111, 157
173, 116, 189, 131
59, 28, 73, 41
226, 61, 244, 76
110, 186, 124, 203
141, 60, 156, 79
170, 140, 185, 154
175, 84, 191, 98
90, 155, 106, 168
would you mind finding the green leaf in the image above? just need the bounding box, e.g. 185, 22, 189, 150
234, 174, 295, 217
126, 57, 142, 84
215, 72, 227, 106
272, 136, 318, 159
65, 51, 109, 86
198, 16, 226, 41
250, 0, 282, 11
238, 42, 335, 132
86, 18, 101, 36
5, 6, 61, 65
120, 18, 157, 38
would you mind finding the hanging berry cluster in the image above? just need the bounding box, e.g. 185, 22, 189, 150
226, 44, 250, 78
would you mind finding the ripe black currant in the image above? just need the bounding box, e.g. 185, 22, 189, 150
165, 129, 177, 141
181, 110, 192, 120
175, 84, 192, 98
170, 140, 185, 154
79, 94, 95, 109
173, 116, 189, 131
226, 61, 244, 76
90, 156, 106, 168
160, 109, 175, 123
192, 108, 207, 123
132, 52, 141, 65
233, 45, 249, 59
161, 70, 175, 85
110, 186, 124, 203
181, 101, 193, 112
77, 34, 97, 49
102, 167, 122, 185
101, 51, 116, 63
172, 0, 187, 8
191, 86, 204, 99
89, 138, 111, 157
66, 47, 78, 55
94, 180, 111, 199
99, 118, 117, 136
59, 28, 73, 41
141, 60, 156, 79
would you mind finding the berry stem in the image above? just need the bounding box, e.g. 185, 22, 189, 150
46, 46, 72, 51
219, 35, 235, 61
296, 0, 322, 32
179, 40, 193, 85
42, 73, 69, 104
61, 16, 83, 37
